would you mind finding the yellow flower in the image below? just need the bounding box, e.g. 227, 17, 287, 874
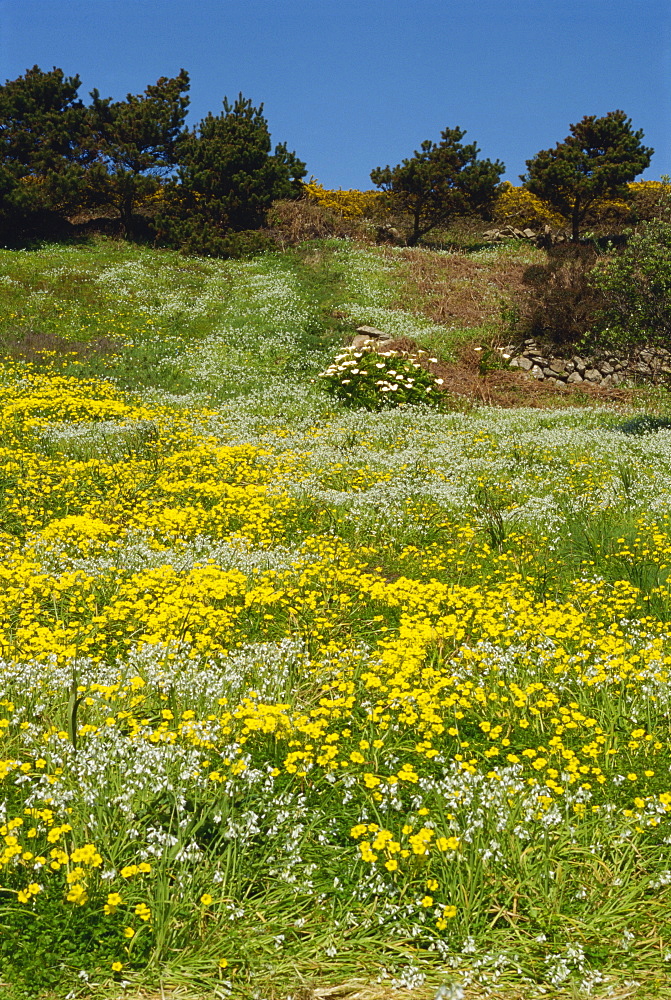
123, 927, 135, 938
66, 883, 88, 905
111, 961, 123, 972
200, 893, 213, 906
104, 891, 123, 915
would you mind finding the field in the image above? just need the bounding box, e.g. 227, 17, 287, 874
2, 237, 671, 1000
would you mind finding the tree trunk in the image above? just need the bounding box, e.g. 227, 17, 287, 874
404, 202, 424, 246
571, 198, 581, 242
120, 191, 135, 239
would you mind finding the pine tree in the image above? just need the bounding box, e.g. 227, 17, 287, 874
523, 111, 653, 241
159, 94, 305, 255
370, 127, 504, 245
89, 70, 190, 237
0, 65, 91, 236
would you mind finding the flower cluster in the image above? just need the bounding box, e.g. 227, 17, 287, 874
318, 346, 444, 410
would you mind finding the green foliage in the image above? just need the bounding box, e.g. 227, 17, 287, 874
158, 94, 306, 255
370, 126, 505, 246
614, 414, 671, 435
591, 221, 671, 345
0, 65, 92, 239
89, 70, 190, 237
318, 345, 445, 409
523, 110, 653, 241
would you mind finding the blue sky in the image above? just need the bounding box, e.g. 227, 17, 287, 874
1, 0, 669, 188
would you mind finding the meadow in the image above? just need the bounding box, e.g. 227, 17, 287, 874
2, 237, 671, 1000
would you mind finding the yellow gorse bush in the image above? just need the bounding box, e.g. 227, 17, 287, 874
493, 183, 566, 229
303, 178, 383, 218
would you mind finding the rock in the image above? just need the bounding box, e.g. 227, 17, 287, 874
351, 334, 376, 348
376, 225, 403, 243
522, 228, 536, 238
356, 326, 388, 339
531, 365, 544, 379
572, 356, 587, 372
511, 355, 533, 371
600, 362, 614, 374
640, 350, 654, 363
566, 372, 583, 383
584, 369, 602, 382
634, 362, 652, 375
565, 361, 576, 373
547, 360, 567, 375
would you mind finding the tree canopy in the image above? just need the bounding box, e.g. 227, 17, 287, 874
0, 65, 92, 235
158, 94, 306, 255
523, 110, 653, 241
89, 70, 190, 236
370, 127, 505, 245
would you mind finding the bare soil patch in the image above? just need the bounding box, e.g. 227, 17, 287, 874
1, 329, 123, 364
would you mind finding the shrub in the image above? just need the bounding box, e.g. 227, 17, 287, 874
493, 183, 565, 230
581, 195, 631, 229
627, 178, 671, 223
591, 220, 671, 345
614, 414, 671, 435
266, 198, 372, 246
318, 346, 445, 410
512, 245, 606, 346
166, 223, 277, 259
303, 179, 384, 220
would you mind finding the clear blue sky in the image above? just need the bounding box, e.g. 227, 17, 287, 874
1, 0, 669, 188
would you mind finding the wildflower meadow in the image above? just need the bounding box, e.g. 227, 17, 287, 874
2, 239, 671, 999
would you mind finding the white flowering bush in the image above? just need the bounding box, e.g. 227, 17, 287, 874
318, 346, 445, 410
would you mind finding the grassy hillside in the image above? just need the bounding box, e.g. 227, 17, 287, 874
2, 238, 671, 1000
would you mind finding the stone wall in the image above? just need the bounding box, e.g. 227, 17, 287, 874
505, 340, 671, 387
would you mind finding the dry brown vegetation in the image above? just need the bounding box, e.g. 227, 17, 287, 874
378, 336, 632, 410
389, 245, 545, 329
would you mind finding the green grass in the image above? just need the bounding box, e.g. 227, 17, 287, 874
3, 237, 671, 1000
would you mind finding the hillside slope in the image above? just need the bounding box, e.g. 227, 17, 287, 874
1, 239, 671, 1000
